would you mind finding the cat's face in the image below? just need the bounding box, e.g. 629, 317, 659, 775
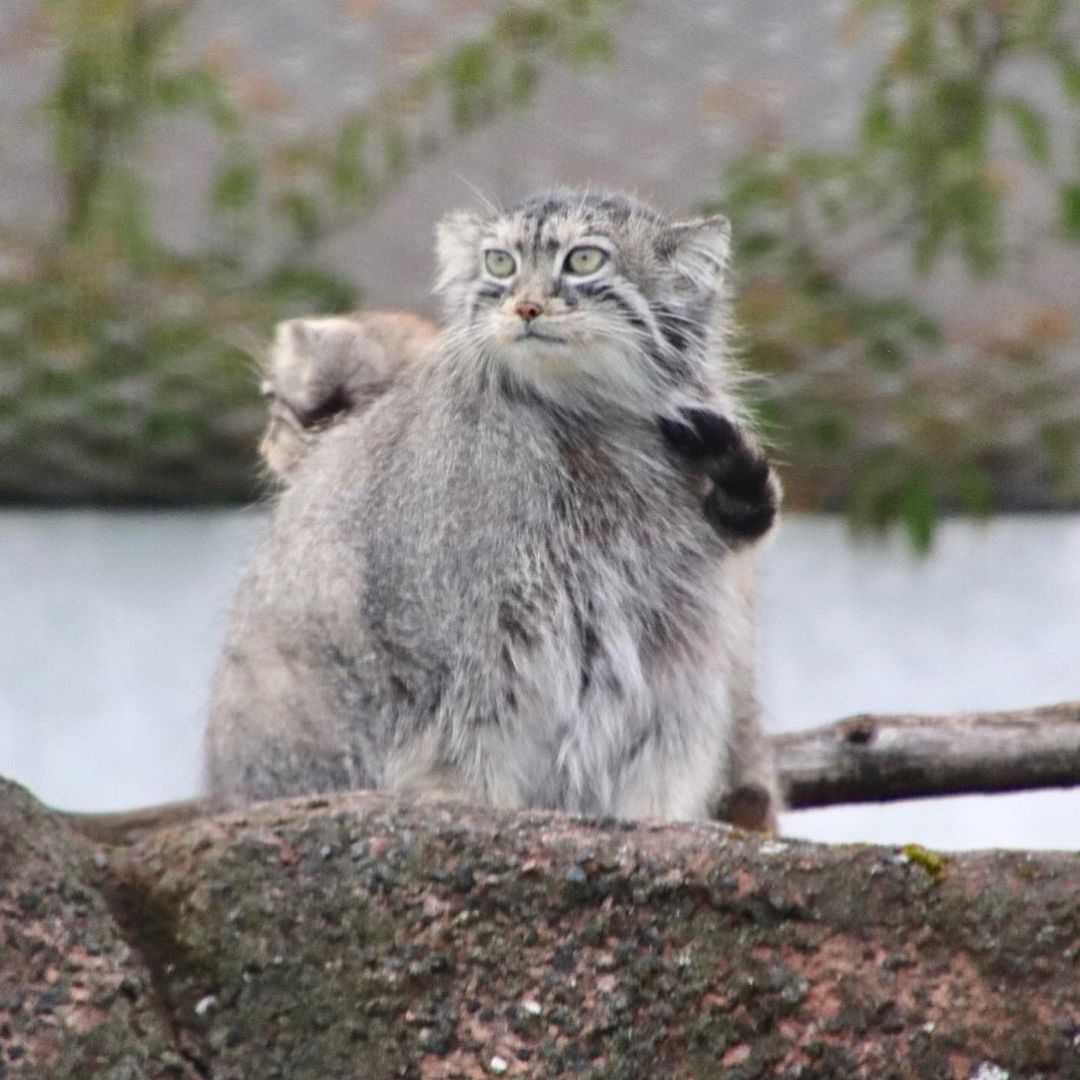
435, 191, 730, 412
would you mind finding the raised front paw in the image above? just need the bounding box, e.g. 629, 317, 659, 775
658, 406, 779, 543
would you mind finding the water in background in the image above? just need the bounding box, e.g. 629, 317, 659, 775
2, 510, 1077, 850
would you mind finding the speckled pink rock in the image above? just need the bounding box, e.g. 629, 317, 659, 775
3, 779, 1078, 1078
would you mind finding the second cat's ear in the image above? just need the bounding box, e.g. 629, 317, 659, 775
434, 210, 484, 295
661, 215, 731, 295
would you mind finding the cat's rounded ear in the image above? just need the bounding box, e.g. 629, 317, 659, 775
434, 209, 484, 295
276, 317, 322, 361
661, 215, 731, 295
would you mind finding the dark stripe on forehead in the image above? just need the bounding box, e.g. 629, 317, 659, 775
529, 216, 544, 258
594, 195, 638, 224
510, 193, 570, 220
533, 196, 567, 221
520, 213, 566, 259
512, 198, 565, 256
510, 190, 653, 237
506, 190, 668, 234
512, 213, 541, 258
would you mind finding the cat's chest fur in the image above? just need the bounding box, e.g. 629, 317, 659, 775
323, 369, 732, 814
355, 369, 716, 635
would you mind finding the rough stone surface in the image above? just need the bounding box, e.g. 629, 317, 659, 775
3, 778, 1080, 1078
0, 778, 196, 1079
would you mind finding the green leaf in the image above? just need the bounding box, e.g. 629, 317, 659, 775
262, 266, 356, 312
145, 408, 205, 442
568, 26, 615, 65
868, 337, 906, 370
154, 65, 240, 133
1062, 183, 1080, 241
848, 450, 908, 533
1041, 419, 1080, 492
154, 67, 215, 109
861, 78, 896, 147
112, 178, 156, 261
509, 59, 539, 106
495, 7, 557, 47
724, 168, 788, 214
735, 231, 780, 259
899, 471, 937, 554
213, 161, 258, 211
945, 175, 1000, 275
1000, 97, 1051, 167
279, 192, 321, 244
382, 126, 410, 176
953, 464, 993, 517
805, 414, 850, 451
1057, 51, 1080, 103
908, 313, 944, 345
332, 117, 373, 203
446, 46, 496, 130
446, 40, 492, 92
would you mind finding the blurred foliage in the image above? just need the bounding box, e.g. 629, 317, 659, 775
2, 0, 1078, 548
0, 0, 622, 503
710, 0, 1080, 549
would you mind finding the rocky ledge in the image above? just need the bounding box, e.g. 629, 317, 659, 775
1, 777, 1077, 1078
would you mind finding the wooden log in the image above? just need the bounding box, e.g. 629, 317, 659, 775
776, 700, 1080, 809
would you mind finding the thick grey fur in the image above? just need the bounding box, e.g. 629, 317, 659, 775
258, 310, 438, 480
207, 190, 781, 826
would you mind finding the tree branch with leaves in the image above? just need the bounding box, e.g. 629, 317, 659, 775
711, 0, 1080, 549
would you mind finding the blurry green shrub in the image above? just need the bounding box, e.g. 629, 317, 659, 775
0, 0, 621, 503
2, 0, 1077, 549
710, 0, 1080, 549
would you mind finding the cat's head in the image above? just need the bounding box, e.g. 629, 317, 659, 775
434, 190, 731, 413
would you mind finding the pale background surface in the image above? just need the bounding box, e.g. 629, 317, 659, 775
2, 510, 1077, 851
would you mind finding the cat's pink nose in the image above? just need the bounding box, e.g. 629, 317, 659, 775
515, 299, 543, 321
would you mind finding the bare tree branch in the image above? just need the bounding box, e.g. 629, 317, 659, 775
777, 700, 1080, 809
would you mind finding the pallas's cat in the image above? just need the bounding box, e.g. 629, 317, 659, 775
207, 190, 781, 829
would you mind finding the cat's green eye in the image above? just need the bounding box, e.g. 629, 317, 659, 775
564, 246, 608, 276
484, 250, 517, 278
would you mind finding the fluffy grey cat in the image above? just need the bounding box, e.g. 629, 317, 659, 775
207, 190, 781, 828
